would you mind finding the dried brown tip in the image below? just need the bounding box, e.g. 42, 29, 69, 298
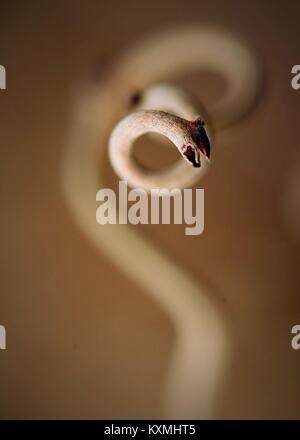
189, 117, 211, 160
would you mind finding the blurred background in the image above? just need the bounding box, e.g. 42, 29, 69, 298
0, 0, 300, 419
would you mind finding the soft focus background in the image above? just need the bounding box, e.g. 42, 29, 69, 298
1, 0, 300, 419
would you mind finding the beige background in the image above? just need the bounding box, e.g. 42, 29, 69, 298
0, 0, 300, 419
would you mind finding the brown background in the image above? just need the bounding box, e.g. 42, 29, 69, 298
0, 0, 300, 419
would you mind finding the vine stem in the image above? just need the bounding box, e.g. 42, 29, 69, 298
62, 25, 260, 418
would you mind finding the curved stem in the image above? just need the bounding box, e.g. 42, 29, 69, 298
109, 109, 212, 189
61, 25, 261, 418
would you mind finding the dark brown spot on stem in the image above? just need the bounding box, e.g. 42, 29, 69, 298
129, 91, 142, 108
183, 145, 200, 167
